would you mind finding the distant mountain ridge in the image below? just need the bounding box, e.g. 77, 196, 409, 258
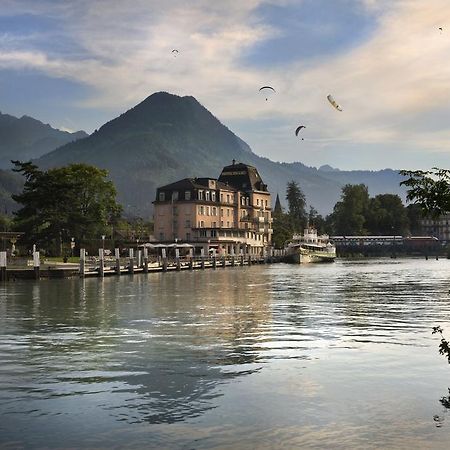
0, 112, 88, 168
35, 92, 406, 216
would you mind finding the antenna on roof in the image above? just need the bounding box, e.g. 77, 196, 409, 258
232, 159, 235, 165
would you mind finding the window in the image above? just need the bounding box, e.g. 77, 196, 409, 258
221, 221, 223, 227
227, 194, 230, 203
241, 196, 245, 206
172, 191, 179, 201
246, 197, 249, 206
185, 191, 191, 200
220, 193, 224, 202
211, 230, 217, 237
205, 191, 210, 201
265, 199, 268, 207
227, 209, 230, 217
199, 206, 204, 215
185, 219, 191, 228
212, 222, 217, 228
200, 220, 204, 228
159, 192, 165, 201
159, 232, 165, 240
200, 230, 207, 237
211, 192, 216, 201
198, 190, 204, 200
186, 232, 191, 241
206, 206, 210, 216
212, 206, 216, 216
257, 198, 259, 206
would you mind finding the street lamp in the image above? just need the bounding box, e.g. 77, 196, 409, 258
101, 235, 106, 251
71, 237, 75, 258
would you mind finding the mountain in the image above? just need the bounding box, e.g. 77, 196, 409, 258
37, 92, 407, 216
0, 112, 88, 168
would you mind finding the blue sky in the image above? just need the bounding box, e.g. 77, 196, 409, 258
1, 0, 450, 170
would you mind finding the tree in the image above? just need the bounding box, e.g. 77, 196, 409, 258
329, 184, 370, 235
406, 203, 423, 235
400, 168, 450, 217
286, 180, 307, 232
365, 194, 409, 235
308, 205, 326, 234
12, 161, 122, 255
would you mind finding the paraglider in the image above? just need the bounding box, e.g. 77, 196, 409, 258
327, 94, 343, 112
172, 49, 179, 57
259, 86, 275, 101
295, 125, 305, 140
439, 27, 443, 32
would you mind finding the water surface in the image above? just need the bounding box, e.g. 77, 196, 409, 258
1, 259, 450, 449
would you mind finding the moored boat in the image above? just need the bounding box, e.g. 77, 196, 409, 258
284, 227, 336, 263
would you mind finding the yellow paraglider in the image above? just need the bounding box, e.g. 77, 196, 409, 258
327, 94, 343, 112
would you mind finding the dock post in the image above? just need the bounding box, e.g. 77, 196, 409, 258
188, 249, 193, 270
212, 252, 217, 269
143, 247, 148, 273
115, 248, 121, 275
436, 254, 439, 260
129, 248, 134, 274
222, 255, 226, 268
161, 248, 168, 271
175, 248, 181, 271
79, 248, 85, 277
0, 251, 7, 281
231, 256, 235, 266
33, 251, 40, 280
240, 254, 244, 266
98, 248, 104, 277
200, 248, 205, 269
137, 250, 142, 269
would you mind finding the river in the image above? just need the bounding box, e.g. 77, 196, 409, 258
1, 258, 450, 449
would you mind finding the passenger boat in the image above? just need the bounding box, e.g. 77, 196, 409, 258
284, 227, 336, 263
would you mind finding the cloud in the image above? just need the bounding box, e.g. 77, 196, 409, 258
1, 0, 450, 169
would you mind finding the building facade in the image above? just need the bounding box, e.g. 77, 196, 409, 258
421, 215, 450, 243
153, 162, 272, 255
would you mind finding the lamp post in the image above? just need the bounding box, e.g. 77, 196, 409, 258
71, 237, 75, 258
101, 235, 106, 251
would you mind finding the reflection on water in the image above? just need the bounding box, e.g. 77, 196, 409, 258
1, 259, 450, 448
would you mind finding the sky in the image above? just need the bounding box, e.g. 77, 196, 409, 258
1, 0, 450, 170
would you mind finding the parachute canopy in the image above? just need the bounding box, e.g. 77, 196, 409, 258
327, 94, 343, 112
259, 86, 275, 92
295, 125, 305, 137
259, 86, 275, 101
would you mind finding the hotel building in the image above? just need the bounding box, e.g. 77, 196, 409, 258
153, 162, 273, 255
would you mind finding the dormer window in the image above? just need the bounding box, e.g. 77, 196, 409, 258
198, 190, 204, 200
185, 191, 191, 200
205, 191, 210, 201
172, 191, 179, 201
211, 191, 216, 201
159, 192, 165, 201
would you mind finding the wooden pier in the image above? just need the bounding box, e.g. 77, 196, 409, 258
0, 248, 284, 281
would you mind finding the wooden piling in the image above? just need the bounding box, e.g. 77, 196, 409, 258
115, 248, 121, 275
129, 248, 134, 274
0, 251, 7, 281
33, 251, 40, 280
143, 247, 148, 273
79, 248, 85, 277
98, 249, 104, 277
